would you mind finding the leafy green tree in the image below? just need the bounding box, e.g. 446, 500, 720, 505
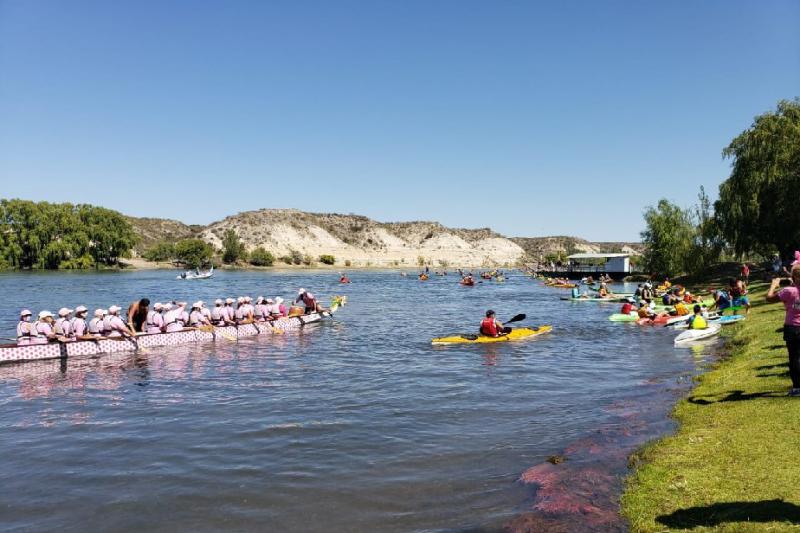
143, 241, 176, 262
174, 239, 214, 269
221, 229, 246, 264
249, 247, 275, 266
690, 186, 724, 270
640, 199, 696, 277
716, 98, 800, 258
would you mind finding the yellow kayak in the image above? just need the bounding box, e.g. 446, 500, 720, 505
431, 325, 552, 345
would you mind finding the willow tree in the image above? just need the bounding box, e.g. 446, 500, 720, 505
640, 199, 696, 277
716, 98, 800, 258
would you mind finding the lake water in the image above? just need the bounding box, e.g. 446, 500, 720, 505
0, 270, 714, 532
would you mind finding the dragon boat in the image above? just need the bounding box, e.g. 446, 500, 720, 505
0, 297, 345, 365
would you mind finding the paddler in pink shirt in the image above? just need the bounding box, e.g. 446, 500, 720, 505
88, 309, 107, 336
189, 302, 211, 327
71, 306, 90, 338
223, 298, 236, 323
16, 309, 35, 345
210, 299, 228, 326
55, 308, 74, 337
163, 303, 186, 332
105, 306, 134, 337
145, 303, 165, 333
32, 311, 57, 344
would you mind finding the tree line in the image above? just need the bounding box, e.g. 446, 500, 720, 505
641, 98, 799, 277
0, 199, 137, 269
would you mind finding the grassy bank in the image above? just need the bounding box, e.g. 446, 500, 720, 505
621, 282, 800, 531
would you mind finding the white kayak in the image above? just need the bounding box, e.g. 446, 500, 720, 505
674, 322, 722, 345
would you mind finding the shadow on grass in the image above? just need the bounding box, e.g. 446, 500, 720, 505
657, 499, 800, 528
756, 371, 790, 378
688, 389, 782, 404
755, 362, 788, 370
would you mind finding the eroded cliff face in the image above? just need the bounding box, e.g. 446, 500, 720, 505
127, 209, 640, 267
198, 209, 525, 267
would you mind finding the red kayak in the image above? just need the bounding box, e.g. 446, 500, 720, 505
636, 314, 671, 326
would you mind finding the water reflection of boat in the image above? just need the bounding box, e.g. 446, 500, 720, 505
177, 265, 214, 280
0, 297, 345, 365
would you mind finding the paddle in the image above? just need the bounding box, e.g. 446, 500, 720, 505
197, 324, 237, 341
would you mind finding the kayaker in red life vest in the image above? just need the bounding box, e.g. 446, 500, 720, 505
480, 310, 512, 337
620, 298, 637, 315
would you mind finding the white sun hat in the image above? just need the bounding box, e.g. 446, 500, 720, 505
38, 310, 54, 319
58, 307, 73, 317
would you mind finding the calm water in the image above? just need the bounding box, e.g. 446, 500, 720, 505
0, 270, 712, 532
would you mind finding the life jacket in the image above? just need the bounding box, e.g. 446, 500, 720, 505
145, 310, 161, 329
690, 315, 707, 330
480, 317, 498, 337
189, 310, 204, 326
88, 317, 104, 334
16, 321, 34, 341
71, 317, 87, 336
621, 303, 633, 315
674, 303, 689, 316
302, 293, 316, 309
211, 306, 226, 325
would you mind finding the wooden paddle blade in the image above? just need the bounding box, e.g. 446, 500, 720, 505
505, 314, 526, 324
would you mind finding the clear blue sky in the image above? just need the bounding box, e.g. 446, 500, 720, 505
1, 1, 798, 241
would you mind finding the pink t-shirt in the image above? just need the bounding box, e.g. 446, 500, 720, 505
779, 286, 800, 326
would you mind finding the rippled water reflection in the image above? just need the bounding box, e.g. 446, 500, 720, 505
0, 270, 714, 531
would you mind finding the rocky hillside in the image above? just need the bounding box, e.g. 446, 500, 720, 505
511, 236, 643, 260
198, 209, 524, 267
127, 217, 201, 254
127, 209, 641, 267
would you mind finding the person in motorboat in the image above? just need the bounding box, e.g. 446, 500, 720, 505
126, 298, 150, 333
54, 308, 74, 337
687, 305, 708, 330
480, 310, 511, 338
146, 303, 166, 333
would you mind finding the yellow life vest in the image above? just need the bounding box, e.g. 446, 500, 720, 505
690, 315, 707, 329
674, 303, 688, 316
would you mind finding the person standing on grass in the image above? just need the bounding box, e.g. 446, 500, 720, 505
767, 265, 800, 396
741, 262, 750, 283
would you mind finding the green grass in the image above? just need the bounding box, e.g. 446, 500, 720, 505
621, 282, 800, 532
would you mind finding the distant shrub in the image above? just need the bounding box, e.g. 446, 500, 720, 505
143, 241, 176, 262
249, 247, 274, 267
280, 255, 293, 265
417, 255, 426, 266
319, 254, 335, 265
302, 254, 314, 266
290, 250, 303, 265
344, 259, 352, 267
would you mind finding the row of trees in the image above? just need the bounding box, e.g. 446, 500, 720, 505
0, 199, 137, 269
144, 229, 339, 268
641, 98, 799, 276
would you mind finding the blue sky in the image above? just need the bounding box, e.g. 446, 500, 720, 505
1, 1, 798, 241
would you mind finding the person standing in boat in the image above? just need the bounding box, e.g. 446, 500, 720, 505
32, 311, 57, 344
145, 303, 165, 333
105, 306, 134, 337
480, 310, 511, 337
126, 298, 150, 333
71, 306, 89, 338
54, 308, 74, 337
296, 289, 322, 314
16, 309, 35, 345
88, 309, 107, 336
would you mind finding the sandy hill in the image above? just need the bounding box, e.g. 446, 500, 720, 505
127, 209, 641, 267
197, 209, 524, 267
